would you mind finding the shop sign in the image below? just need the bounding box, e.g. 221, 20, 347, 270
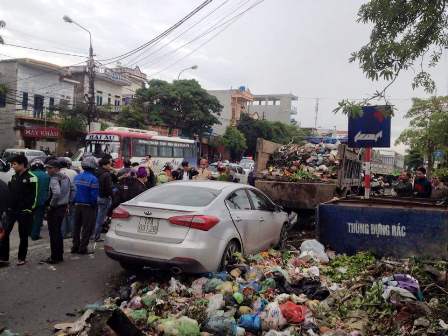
22, 127, 60, 138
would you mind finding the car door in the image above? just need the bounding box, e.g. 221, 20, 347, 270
225, 189, 260, 254
246, 189, 280, 250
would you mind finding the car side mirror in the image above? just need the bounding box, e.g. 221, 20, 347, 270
274, 204, 282, 212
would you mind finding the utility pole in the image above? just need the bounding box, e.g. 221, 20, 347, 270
314, 98, 319, 129
87, 40, 95, 132
63, 15, 95, 131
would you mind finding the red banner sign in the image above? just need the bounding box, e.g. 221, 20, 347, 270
22, 127, 60, 138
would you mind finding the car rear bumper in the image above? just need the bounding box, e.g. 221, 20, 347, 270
105, 248, 208, 273
104, 229, 224, 273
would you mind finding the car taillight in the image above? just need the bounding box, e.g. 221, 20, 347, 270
112, 207, 130, 219
169, 215, 219, 231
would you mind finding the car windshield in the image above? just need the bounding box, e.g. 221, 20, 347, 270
135, 185, 221, 207
27, 150, 45, 157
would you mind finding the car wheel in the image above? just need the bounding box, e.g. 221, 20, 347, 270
119, 262, 141, 274
276, 223, 288, 250
219, 240, 241, 271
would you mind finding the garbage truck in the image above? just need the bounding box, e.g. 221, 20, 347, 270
254, 138, 362, 226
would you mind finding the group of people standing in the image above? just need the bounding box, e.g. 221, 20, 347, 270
0, 154, 216, 267
393, 166, 448, 199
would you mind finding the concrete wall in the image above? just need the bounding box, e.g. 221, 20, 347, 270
16, 63, 75, 112
0, 62, 18, 150
249, 95, 295, 124
208, 90, 231, 135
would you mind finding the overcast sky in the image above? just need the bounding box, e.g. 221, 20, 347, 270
2, 0, 448, 153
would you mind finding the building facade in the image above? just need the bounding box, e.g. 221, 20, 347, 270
0, 58, 77, 151
67, 65, 132, 115
208, 87, 254, 135
248, 93, 298, 124
208, 88, 299, 135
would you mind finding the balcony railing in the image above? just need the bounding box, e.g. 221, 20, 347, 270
15, 108, 61, 121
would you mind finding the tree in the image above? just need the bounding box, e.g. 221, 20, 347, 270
396, 96, 448, 175
116, 106, 145, 129
132, 79, 222, 136
336, 1, 448, 115
405, 148, 424, 171
237, 114, 309, 155
59, 103, 88, 140
222, 127, 247, 161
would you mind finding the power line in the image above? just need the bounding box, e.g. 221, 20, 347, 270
125, 0, 235, 68
2, 43, 88, 58
98, 0, 213, 65
148, 0, 265, 76
142, 0, 255, 69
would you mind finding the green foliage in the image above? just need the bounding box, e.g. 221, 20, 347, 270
222, 126, 247, 161
352, 0, 448, 94
323, 252, 376, 283
434, 167, 448, 180
0, 84, 7, 95
396, 96, 448, 174
133, 79, 222, 136
289, 169, 316, 182
60, 116, 86, 140
116, 106, 146, 129
237, 114, 310, 155
404, 147, 424, 171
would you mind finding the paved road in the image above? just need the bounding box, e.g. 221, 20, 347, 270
0, 223, 123, 335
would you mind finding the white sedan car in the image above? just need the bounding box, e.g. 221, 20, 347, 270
105, 181, 289, 273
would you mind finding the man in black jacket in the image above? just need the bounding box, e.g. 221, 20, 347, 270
94, 156, 113, 241
0, 155, 37, 266
175, 161, 198, 181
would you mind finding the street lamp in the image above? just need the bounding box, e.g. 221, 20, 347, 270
177, 65, 198, 80
63, 15, 95, 131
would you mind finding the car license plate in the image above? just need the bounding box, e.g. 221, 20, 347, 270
137, 217, 159, 234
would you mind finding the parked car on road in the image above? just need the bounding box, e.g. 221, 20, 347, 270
1, 148, 47, 163
209, 162, 248, 184
105, 181, 289, 273
0, 159, 13, 184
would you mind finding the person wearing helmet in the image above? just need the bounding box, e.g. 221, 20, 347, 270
157, 163, 174, 184
71, 156, 99, 254
29, 159, 50, 241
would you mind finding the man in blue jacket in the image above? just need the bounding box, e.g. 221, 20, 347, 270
72, 156, 99, 254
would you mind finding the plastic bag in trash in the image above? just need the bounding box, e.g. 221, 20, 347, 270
260, 302, 288, 331
168, 277, 187, 294
218, 281, 235, 295
299, 239, 329, 263
279, 301, 307, 323
207, 294, 225, 316
128, 296, 143, 309
129, 308, 148, 323
204, 278, 225, 293
191, 277, 208, 297
203, 314, 237, 336
238, 313, 262, 331
205, 271, 232, 281
233, 292, 244, 305
158, 316, 201, 336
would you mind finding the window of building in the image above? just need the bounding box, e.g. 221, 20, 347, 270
114, 99, 120, 106
49, 97, 55, 111
96, 95, 103, 106
33, 94, 44, 118
22, 92, 28, 110
0, 92, 5, 108
107, 97, 111, 105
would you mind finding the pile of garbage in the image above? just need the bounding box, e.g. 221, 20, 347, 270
55, 240, 448, 336
262, 143, 341, 182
